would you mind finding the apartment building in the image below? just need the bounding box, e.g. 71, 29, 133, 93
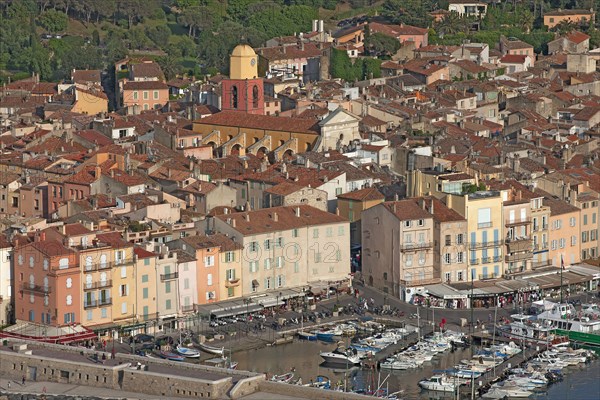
133, 247, 159, 325
0, 235, 13, 325
14, 235, 79, 326
154, 246, 179, 329
530, 195, 551, 269
544, 194, 581, 267
211, 205, 350, 297
362, 200, 435, 299
503, 196, 533, 275
337, 187, 385, 245
173, 250, 197, 314
446, 191, 504, 281
575, 192, 598, 261
427, 198, 468, 285
168, 233, 243, 305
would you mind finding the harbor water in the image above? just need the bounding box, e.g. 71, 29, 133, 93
234, 339, 474, 399
234, 339, 600, 399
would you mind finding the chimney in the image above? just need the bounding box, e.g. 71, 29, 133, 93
319, 20, 324, 33
40, 232, 45, 242
231, 218, 236, 228
313, 20, 318, 32
295, 207, 300, 217
245, 213, 250, 222
272, 212, 278, 222
110, 169, 115, 178
394, 193, 399, 201
335, 207, 340, 216
430, 199, 434, 215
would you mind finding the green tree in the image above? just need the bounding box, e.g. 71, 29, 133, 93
365, 32, 400, 57
38, 9, 68, 33
382, 0, 434, 27
145, 25, 172, 49
157, 56, 181, 81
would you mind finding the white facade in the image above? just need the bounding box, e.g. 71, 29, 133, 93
0, 244, 12, 325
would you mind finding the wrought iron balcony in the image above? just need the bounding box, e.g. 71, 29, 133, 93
481, 257, 491, 263
505, 252, 532, 262
469, 240, 502, 250
83, 258, 135, 272
505, 218, 532, 227
83, 280, 113, 291
470, 258, 479, 265
399, 242, 432, 252
21, 283, 50, 295
160, 272, 179, 281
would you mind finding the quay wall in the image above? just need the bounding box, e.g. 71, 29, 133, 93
259, 381, 373, 399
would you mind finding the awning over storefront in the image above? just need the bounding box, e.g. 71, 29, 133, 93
524, 274, 562, 289
121, 322, 146, 333
426, 284, 467, 299
212, 304, 263, 318
497, 279, 538, 292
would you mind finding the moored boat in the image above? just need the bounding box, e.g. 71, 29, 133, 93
176, 345, 201, 358
418, 374, 458, 392
297, 331, 317, 341
270, 371, 295, 383
157, 350, 185, 361
197, 342, 225, 355
319, 348, 361, 365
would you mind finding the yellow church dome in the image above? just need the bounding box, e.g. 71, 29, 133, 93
230, 44, 258, 80
231, 44, 256, 57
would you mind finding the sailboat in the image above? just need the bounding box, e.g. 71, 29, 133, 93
297, 318, 317, 340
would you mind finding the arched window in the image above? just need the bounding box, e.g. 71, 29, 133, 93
252, 85, 259, 108
231, 86, 238, 109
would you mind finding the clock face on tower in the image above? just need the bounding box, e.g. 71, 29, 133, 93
250, 58, 256, 66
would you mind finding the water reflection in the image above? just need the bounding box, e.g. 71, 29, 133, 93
234, 339, 474, 399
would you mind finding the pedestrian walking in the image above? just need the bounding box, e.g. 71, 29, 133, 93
7, 381, 11, 389
488, 313, 492, 322
43, 386, 47, 393
22, 375, 25, 385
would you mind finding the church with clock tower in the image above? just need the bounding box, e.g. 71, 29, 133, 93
221, 44, 265, 115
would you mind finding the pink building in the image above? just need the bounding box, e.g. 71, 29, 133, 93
122, 81, 169, 112
15, 236, 80, 326
369, 22, 429, 49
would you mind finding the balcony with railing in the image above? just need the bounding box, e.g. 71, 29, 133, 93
399, 242, 433, 252
181, 304, 196, 313
83, 258, 135, 272
479, 273, 498, 280
493, 255, 502, 262
160, 272, 179, 281
505, 218, 532, 227
99, 298, 112, 306
398, 277, 441, 287
21, 283, 50, 295
506, 237, 532, 253
481, 256, 491, 264
533, 243, 549, 251
505, 252, 532, 262
470, 258, 479, 265
84, 300, 98, 309
83, 280, 113, 291
469, 240, 502, 250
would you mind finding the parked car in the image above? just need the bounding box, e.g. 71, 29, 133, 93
133, 334, 154, 343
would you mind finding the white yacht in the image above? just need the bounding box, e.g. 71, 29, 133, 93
319, 348, 361, 365
418, 374, 458, 392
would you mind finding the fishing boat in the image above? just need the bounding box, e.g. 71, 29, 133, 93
197, 342, 225, 355
270, 371, 295, 383
319, 348, 361, 365
418, 374, 459, 392
175, 345, 201, 358
297, 331, 317, 341
157, 350, 185, 361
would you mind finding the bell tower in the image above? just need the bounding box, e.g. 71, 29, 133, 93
221, 44, 265, 115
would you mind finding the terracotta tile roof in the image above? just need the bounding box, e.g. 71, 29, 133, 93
31, 240, 76, 257
383, 199, 433, 221
32, 82, 57, 95
195, 111, 319, 134
565, 31, 590, 44
27, 136, 87, 155
123, 81, 168, 90
544, 9, 594, 16
182, 233, 243, 252
500, 54, 529, 64
106, 169, 147, 186
72, 69, 101, 84
65, 165, 104, 185
264, 182, 305, 196
574, 106, 600, 121
423, 196, 465, 223
537, 191, 581, 216
177, 180, 217, 196
216, 205, 346, 235
360, 115, 387, 127
117, 193, 157, 208
257, 42, 326, 62
451, 60, 489, 74
74, 129, 113, 147
369, 22, 428, 37
337, 187, 384, 201
134, 246, 156, 259
64, 223, 92, 236
76, 86, 108, 100
239, 163, 343, 188
96, 231, 132, 248
129, 62, 164, 80
0, 171, 20, 185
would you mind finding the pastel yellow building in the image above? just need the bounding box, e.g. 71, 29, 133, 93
133, 247, 159, 330
71, 86, 109, 116
544, 196, 581, 267
446, 191, 504, 281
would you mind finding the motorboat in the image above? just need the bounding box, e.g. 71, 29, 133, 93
418, 374, 458, 392
315, 329, 341, 342
319, 348, 361, 365
482, 387, 533, 399
197, 342, 225, 355
175, 345, 201, 358
489, 382, 534, 398
270, 371, 295, 383
380, 358, 417, 370
157, 350, 185, 361
297, 331, 317, 341
303, 375, 330, 389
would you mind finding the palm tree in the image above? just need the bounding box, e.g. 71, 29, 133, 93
436, 11, 463, 35
554, 20, 576, 35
